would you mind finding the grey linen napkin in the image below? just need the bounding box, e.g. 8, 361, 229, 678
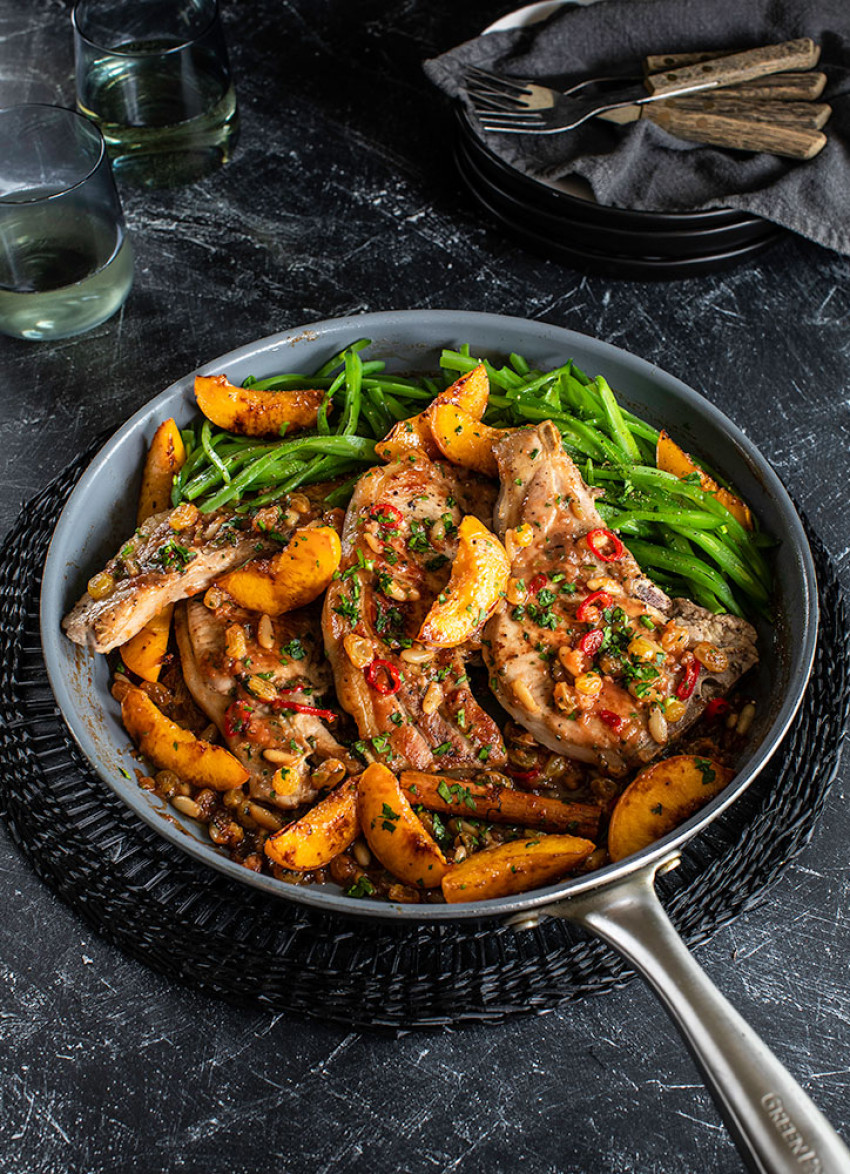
424, 0, 850, 255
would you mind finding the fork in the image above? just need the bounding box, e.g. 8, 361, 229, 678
464, 38, 821, 135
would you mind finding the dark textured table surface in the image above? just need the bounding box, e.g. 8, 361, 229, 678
2, 3, 849, 1172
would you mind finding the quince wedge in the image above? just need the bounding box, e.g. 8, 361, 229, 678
120, 419, 187, 682
442, 834, 596, 903
418, 516, 509, 648
195, 373, 323, 437
264, 779, 359, 870
429, 403, 502, 478
357, 763, 448, 889
656, 430, 753, 530
216, 525, 341, 617
607, 754, 734, 863
375, 363, 489, 462
121, 685, 249, 791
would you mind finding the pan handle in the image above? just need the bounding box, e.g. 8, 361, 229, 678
543, 859, 850, 1174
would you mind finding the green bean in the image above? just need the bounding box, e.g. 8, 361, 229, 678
324, 474, 362, 508
200, 420, 231, 485
596, 376, 642, 463
201, 449, 296, 512
362, 378, 433, 401
314, 338, 371, 379
626, 539, 743, 616
670, 526, 769, 606
602, 506, 725, 531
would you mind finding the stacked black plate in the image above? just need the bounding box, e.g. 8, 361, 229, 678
454, 107, 783, 279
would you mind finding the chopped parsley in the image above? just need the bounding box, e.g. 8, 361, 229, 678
280, 637, 306, 661
154, 541, 196, 572
346, 876, 376, 898
695, 758, 717, 786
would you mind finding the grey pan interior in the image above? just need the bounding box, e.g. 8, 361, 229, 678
40, 310, 818, 923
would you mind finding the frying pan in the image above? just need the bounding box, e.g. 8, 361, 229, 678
40, 311, 850, 1172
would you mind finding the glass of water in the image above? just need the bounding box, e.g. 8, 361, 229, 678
72, 0, 240, 188
0, 105, 134, 342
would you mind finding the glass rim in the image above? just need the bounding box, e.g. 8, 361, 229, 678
71, 0, 220, 57
0, 103, 107, 205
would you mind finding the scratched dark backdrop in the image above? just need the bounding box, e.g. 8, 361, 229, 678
1, 2, 849, 1172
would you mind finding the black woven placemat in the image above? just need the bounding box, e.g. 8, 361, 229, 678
0, 446, 847, 1031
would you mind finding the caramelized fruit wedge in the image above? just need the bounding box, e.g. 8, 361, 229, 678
121, 685, 249, 791
607, 754, 734, 862
418, 516, 509, 647
121, 419, 187, 682
217, 526, 341, 616
442, 834, 595, 903
429, 403, 502, 477
357, 763, 448, 889
195, 373, 323, 437
375, 363, 490, 462
656, 430, 753, 530
264, 779, 358, 870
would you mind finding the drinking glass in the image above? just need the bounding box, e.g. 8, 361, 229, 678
72, 0, 240, 187
0, 105, 133, 341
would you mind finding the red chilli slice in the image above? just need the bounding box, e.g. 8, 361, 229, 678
578, 629, 604, 657
369, 503, 403, 528
223, 700, 254, 738
676, 652, 700, 700
586, 528, 625, 562
507, 766, 541, 785
704, 697, 731, 721
273, 700, 337, 721
576, 591, 612, 624
528, 573, 548, 595
365, 658, 401, 696
598, 709, 624, 732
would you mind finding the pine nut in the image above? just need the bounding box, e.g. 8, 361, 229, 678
400, 644, 434, 664
430, 518, 446, 543
649, 705, 668, 745
172, 795, 201, 819
352, 839, 371, 868
511, 679, 539, 713
248, 802, 284, 831
422, 681, 442, 715
257, 614, 275, 650
559, 646, 586, 677
263, 747, 301, 765
736, 702, 756, 736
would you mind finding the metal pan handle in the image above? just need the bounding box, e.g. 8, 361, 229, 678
542, 859, 850, 1174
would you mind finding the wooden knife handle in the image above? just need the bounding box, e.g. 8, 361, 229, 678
664, 96, 831, 130
645, 39, 821, 98
644, 59, 826, 101
648, 105, 827, 159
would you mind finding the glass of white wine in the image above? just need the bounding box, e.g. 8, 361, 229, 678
0, 105, 134, 342
72, 0, 240, 188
